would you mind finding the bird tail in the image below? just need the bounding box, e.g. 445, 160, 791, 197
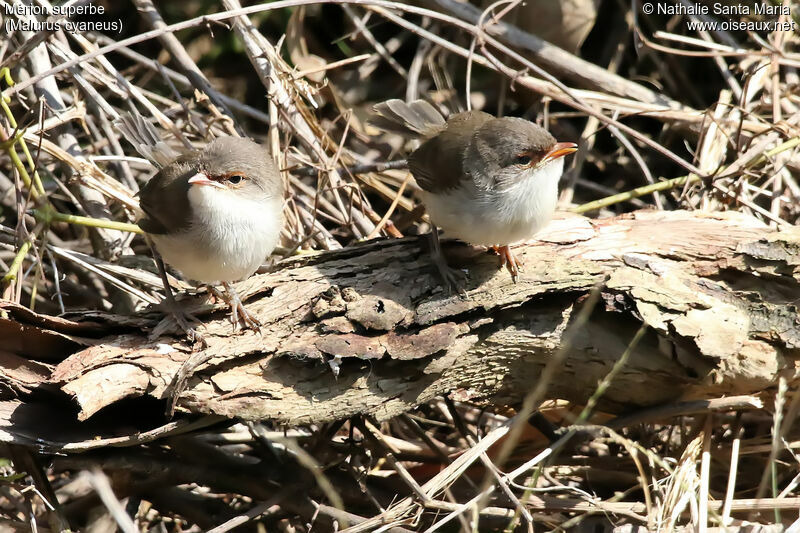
114, 112, 180, 169
370, 99, 446, 139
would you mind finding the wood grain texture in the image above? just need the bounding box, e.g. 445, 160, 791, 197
2, 210, 799, 434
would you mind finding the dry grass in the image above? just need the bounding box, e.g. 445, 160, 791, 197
0, 0, 799, 531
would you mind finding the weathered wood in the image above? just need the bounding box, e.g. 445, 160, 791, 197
2, 210, 799, 432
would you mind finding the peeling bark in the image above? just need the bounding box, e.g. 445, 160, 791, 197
2, 210, 799, 431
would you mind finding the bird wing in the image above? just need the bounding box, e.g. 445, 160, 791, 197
115, 112, 181, 169
371, 99, 447, 139
137, 153, 197, 234
407, 111, 493, 194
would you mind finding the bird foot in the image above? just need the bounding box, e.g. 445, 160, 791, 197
205, 284, 225, 304
425, 230, 468, 295
430, 250, 468, 296
152, 301, 207, 349
221, 282, 262, 333
492, 245, 523, 282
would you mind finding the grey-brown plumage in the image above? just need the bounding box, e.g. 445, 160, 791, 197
373, 99, 559, 194
371, 99, 446, 138
115, 112, 284, 347
372, 99, 577, 287
136, 153, 193, 234
115, 111, 180, 169
408, 110, 493, 194
136, 137, 282, 237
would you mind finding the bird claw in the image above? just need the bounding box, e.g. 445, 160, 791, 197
205, 284, 225, 304
426, 229, 469, 296
431, 254, 468, 296
153, 301, 208, 349
175, 312, 208, 348
221, 282, 262, 333
493, 245, 523, 282
229, 298, 262, 332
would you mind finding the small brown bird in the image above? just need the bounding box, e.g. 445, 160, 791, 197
372, 100, 577, 289
117, 113, 283, 343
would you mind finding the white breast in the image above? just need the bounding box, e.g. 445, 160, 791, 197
151, 186, 283, 283
422, 158, 563, 246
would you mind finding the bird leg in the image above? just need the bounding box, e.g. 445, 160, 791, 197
492, 245, 523, 282
147, 237, 207, 348
204, 284, 224, 304
221, 281, 262, 332
426, 228, 468, 295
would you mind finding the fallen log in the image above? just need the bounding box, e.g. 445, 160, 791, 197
2, 210, 799, 439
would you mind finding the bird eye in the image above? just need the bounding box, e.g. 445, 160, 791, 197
514, 155, 532, 166
228, 175, 244, 184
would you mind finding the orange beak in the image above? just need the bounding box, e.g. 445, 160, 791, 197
543, 142, 578, 163
188, 172, 225, 189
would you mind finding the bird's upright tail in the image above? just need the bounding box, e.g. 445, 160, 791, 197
370, 99, 447, 139
114, 111, 180, 169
